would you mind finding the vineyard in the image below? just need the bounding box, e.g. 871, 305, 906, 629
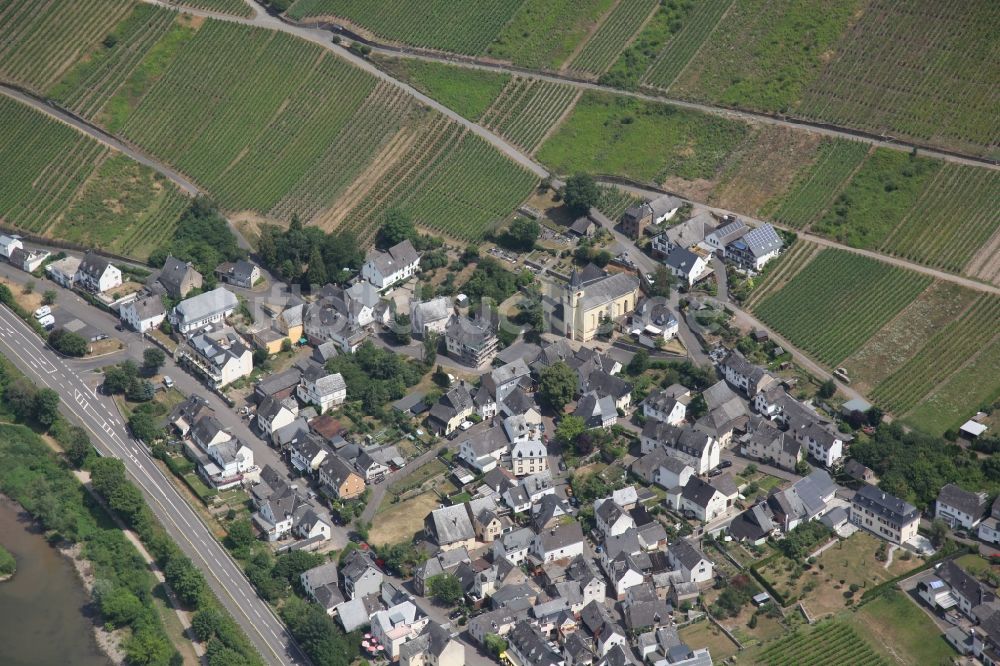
797, 0, 1000, 158
286, 0, 523, 56
755, 621, 889, 666
377, 57, 509, 121
763, 139, 869, 229
812, 149, 940, 250
338, 117, 538, 244
480, 78, 580, 154
487, 0, 615, 70
566, 0, 659, 76
53, 154, 189, 259
871, 295, 1000, 415
879, 166, 1000, 275
595, 187, 643, 221
752, 249, 932, 366
641, 0, 732, 90
742, 240, 820, 309
0, 95, 186, 258
0, 0, 132, 92
47, 4, 177, 120
668, 0, 858, 113
537, 91, 749, 184
172, 0, 254, 17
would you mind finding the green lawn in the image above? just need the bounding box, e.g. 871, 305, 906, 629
377, 57, 509, 120
852, 590, 957, 666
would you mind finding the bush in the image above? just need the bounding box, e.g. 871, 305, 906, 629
48, 328, 88, 356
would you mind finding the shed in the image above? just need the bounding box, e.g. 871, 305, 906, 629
752, 592, 771, 607
841, 398, 872, 416
961, 420, 989, 438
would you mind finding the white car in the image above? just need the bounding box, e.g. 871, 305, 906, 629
37, 314, 55, 329
34, 305, 51, 319
162, 376, 174, 389
460, 420, 473, 431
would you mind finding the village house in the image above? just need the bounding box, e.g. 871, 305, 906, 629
664, 247, 709, 287
510, 439, 548, 477
679, 475, 737, 522
411, 297, 453, 337
46, 255, 81, 287
119, 296, 166, 333
288, 435, 329, 474
493, 527, 536, 566
215, 259, 260, 289
575, 391, 618, 429
726, 223, 783, 271
703, 217, 748, 257
936, 483, 989, 530
643, 385, 690, 425
485, 358, 533, 402
561, 266, 640, 342
630, 299, 680, 344
178, 326, 253, 388
641, 421, 720, 475
979, 497, 1000, 545
919, 560, 996, 620
740, 421, 802, 472
355, 449, 391, 483
256, 396, 299, 442
620, 195, 681, 239
362, 239, 420, 291
531, 521, 586, 564
157, 256, 202, 298
508, 620, 565, 666
426, 383, 475, 436
300, 562, 343, 616
721, 349, 779, 397
317, 454, 366, 500
0, 234, 23, 259
458, 427, 509, 473
75, 251, 122, 293
9, 247, 49, 273
850, 483, 920, 545
341, 549, 384, 600
651, 211, 716, 258
580, 601, 629, 657
399, 623, 464, 666
297, 362, 347, 413
668, 539, 714, 584
171, 287, 238, 334
372, 600, 429, 661
444, 315, 498, 367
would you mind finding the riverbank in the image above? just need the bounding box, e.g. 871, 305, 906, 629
58, 539, 129, 664
0, 543, 13, 581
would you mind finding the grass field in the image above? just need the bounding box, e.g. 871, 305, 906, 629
377, 57, 509, 120
746, 620, 890, 666
487, 0, 615, 70
871, 294, 1000, 415
752, 249, 932, 366
566, 0, 659, 76
811, 149, 941, 249
287, 0, 522, 55
678, 620, 739, 662
669, 0, 859, 113
842, 281, 978, 392
369, 490, 441, 546
798, 0, 1000, 159
641, 0, 732, 89
537, 91, 749, 184
763, 138, 870, 229
851, 590, 957, 666
480, 78, 580, 153
0, 0, 133, 91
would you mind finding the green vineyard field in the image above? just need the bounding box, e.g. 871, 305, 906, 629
567, 0, 659, 75
481, 78, 579, 154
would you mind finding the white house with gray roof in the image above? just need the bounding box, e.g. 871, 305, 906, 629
727, 223, 783, 271
411, 296, 452, 336
531, 521, 585, 563
850, 483, 920, 545
664, 247, 709, 287
171, 287, 238, 333
178, 326, 252, 388
936, 484, 989, 530
362, 239, 420, 291
296, 362, 346, 413
703, 218, 748, 256
119, 296, 166, 332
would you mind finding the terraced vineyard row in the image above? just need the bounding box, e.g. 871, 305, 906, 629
758, 621, 889, 666
880, 166, 1000, 274
47, 4, 177, 120
764, 139, 869, 229
743, 240, 820, 309
480, 78, 580, 153
797, 0, 1000, 158
0, 0, 133, 91
595, 187, 642, 221
0, 95, 187, 257
641, 0, 732, 89
340, 118, 538, 244
871, 295, 1000, 415
173, 0, 254, 17
907, 335, 1000, 435
286, 0, 522, 55
270, 83, 415, 224
752, 249, 932, 366
566, 0, 659, 75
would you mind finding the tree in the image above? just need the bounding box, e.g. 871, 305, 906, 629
62, 425, 93, 468
104, 361, 139, 394
427, 573, 463, 606
125, 377, 155, 402
252, 348, 269, 367
502, 217, 540, 251
129, 410, 162, 443
929, 518, 949, 547
563, 173, 599, 216
432, 364, 450, 387
304, 244, 328, 288
648, 266, 674, 298
555, 415, 586, 448
818, 379, 836, 399
687, 393, 708, 420
142, 347, 166, 374
100, 587, 144, 628
42, 290, 57, 305
392, 313, 411, 345
538, 361, 578, 413
33, 388, 60, 427
192, 608, 225, 643
866, 406, 883, 427
4, 377, 37, 421
378, 209, 416, 247
627, 349, 649, 376
165, 557, 207, 607
484, 634, 508, 660
23, 280, 34, 295
423, 332, 439, 365
226, 519, 255, 550
48, 328, 88, 357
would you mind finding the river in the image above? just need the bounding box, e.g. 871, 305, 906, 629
0, 499, 111, 666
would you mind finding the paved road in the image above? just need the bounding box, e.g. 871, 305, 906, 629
0, 305, 302, 665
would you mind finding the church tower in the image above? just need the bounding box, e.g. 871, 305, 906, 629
563, 268, 584, 340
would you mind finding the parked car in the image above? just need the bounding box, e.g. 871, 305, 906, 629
33, 305, 51, 319
719, 460, 732, 469
162, 376, 174, 389
38, 314, 55, 329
